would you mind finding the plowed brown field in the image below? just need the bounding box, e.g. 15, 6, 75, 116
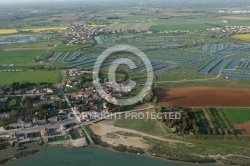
156, 87, 250, 107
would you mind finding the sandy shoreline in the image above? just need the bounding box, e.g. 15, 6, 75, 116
0, 138, 226, 166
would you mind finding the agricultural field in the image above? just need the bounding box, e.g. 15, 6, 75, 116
0, 29, 18, 35
89, 24, 107, 27
117, 15, 154, 21
0, 50, 45, 69
156, 87, 250, 107
149, 17, 250, 31
155, 78, 250, 89
45, 42, 250, 89
150, 24, 211, 31
46, 13, 78, 23
163, 106, 249, 136
46, 50, 176, 75
0, 35, 43, 45
193, 107, 250, 135
0, 70, 61, 85
155, 66, 211, 82
152, 12, 205, 18
96, 33, 205, 45
54, 45, 84, 52
194, 108, 235, 135
102, 14, 155, 22
127, 34, 205, 44
113, 109, 171, 138
3, 43, 55, 51
21, 26, 68, 33
218, 16, 250, 21
199, 43, 228, 54
223, 108, 250, 123
105, 23, 153, 31
149, 18, 214, 31
195, 44, 250, 81
232, 34, 250, 41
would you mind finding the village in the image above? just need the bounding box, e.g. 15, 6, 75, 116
59, 22, 139, 45
0, 69, 136, 150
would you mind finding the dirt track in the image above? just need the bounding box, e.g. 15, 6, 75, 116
156, 86, 250, 107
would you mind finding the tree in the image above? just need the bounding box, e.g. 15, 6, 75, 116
193, 125, 200, 134
182, 117, 188, 130
155, 105, 161, 112
153, 97, 157, 106
21, 96, 33, 108
144, 90, 153, 102
58, 101, 67, 109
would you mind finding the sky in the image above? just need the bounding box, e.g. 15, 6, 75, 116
0, 0, 142, 4
0, 0, 248, 4
0, 0, 81, 4
0, 0, 112, 3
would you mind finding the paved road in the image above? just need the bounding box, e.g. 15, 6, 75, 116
58, 70, 81, 123
0, 119, 77, 135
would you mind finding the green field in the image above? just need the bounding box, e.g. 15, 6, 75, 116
113, 110, 171, 138
150, 17, 250, 31
0, 50, 45, 69
151, 24, 211, 31
156, 66, 211, 82
106, 23, 153, 31
54, 45, 84, 52
223, 108, 250, 123
0, 70, 61, 85
117, 15, 154, 22
155, 77, 250, 89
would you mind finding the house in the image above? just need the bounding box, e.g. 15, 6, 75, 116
101, 108, 109, 114
0, 97, 8, 102
50, 96, 60, 100
23, 122, 32, 128
82, 92, 89, 98
43, 88, 53, 93
25, 90, 34, 94
48, 117, 57, 123
8, 123, 18, 128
